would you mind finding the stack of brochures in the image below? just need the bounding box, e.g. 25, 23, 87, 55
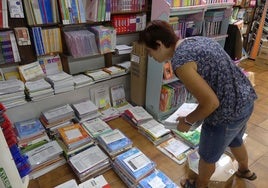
137, 119, 173, 145
71, 99, 100, 122
113, 147, 156, 187
25, 140, 66, 179
85, 69, 111, 82
172, 127, 201, 148
138, 169, 179, 188
0, 79, 27, 109
25, 78, 54, 101
14, 118, 50, 151
96, 129, 133, 159
81, 118, 113, 138
68, 145, 111, 182
157, 137, 192, 165
123, 106, 153, 127
39, 104, 75, 137
103, 66, 126, 77
73, 74, 95, 89
45, 72, 74, 94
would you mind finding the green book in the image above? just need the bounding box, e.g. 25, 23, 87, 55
172, 129, 200, 148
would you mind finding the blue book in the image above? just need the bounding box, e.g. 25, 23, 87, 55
96, 129, 132, 155
43, 0, 53, 23
114, 147, 155, 182
138, 169, 179, 188
14, 118, 45, 139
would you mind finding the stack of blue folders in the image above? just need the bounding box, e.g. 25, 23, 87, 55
96, 129, 132, 159
138, 169, 179, 188
113, 147, 156, 187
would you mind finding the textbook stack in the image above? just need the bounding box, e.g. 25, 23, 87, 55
68, 145, 111, 182
137, 119, 173, 145
115, 61, 131, 73
25, 140, 65, 179
85, 69, 111, 82
103, 66, 126, 77
112, 147, 156, 187
81, 118, 113, 139
72, 74, 95, 89
122, 106, 153, 127
14, 118, 50, 152
45, 72, 74, 94
39, 104, 75, 137
96, 129, 133, 159
71, 99, 100, 122
157, 137, 192, 165
57, 123, 95, 159
24, 78, 54, 101
0, 79, 27, 109
138, 169, 179, 188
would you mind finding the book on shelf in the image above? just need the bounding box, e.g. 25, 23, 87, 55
115, 61, 131, 73
85, 69, 111, 82
164, 102, 201, 130
114, 44, 133, 55
14, 27, 31, 46
38, 54, 63, 75
58, 123, 92, 150
157, 137, 192, 165
113, 147, 156, 183
103, 66, 126, 77
90, 84, 112, 111
96, 129, 133, 159
73, 74, 94, 89
81, 117, 112, 138
172, 127, 201, 148
18, 61, 45, 82
7, 0, 24, 18
163, 60, 174, 80
138, 169, 179, 188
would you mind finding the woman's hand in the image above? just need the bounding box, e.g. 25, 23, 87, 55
177, 116, 191, 132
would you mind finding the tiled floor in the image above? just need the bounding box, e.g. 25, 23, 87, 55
233, 59, 268, 188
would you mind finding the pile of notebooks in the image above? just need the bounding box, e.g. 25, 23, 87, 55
71, 99, 100, 122
96, 129, 133, 159
68, 145, 111, 182
0, 79, 27, 109
112, 147, 156, 187
45, 72, 74, 94
25, 78, 54, 101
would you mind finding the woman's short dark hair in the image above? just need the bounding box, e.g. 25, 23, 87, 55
139, 20, 178, 50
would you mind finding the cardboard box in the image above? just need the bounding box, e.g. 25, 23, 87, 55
130, 42, 148, 106
187, 150, 238, 188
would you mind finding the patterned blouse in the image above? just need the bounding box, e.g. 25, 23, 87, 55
171, 36, 257, 125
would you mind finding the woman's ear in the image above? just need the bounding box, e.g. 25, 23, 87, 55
155, 40, 163, 49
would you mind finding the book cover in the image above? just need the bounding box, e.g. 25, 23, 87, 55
8, 0, 24, 18
14, 118, 45, 139
172, 128, 201, 148
81, 118, 112, 138
138, 169, 179, 188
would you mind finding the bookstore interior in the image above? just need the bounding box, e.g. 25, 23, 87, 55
0, 0, 267, 187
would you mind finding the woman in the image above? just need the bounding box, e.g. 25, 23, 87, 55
139, 20, 257, 188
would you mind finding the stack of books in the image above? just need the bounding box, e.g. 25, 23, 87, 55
58, 123, 94, 151
71, 99, 100, 122
0, 79, 27, 109
115, 61, 131, 73
39, 104, 75, 137
25, 78, 54, 101
138, 169, 179, 188
172, 127, 201, 148
103, 66, 126, 77
85, 69, 111, 82
81, 118, 113, 139
123, 106, 153, 127
96, 129, 133, 159
72, 74, 95, 89
45, 72, 74, 94
157, 137, 192, 165
68, 145, 111, 182
113, 147, 156, 187
114, 44, 132, 55
138, 119, 172, 145
25, 140, 66, 179
14, 118, 50, 152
